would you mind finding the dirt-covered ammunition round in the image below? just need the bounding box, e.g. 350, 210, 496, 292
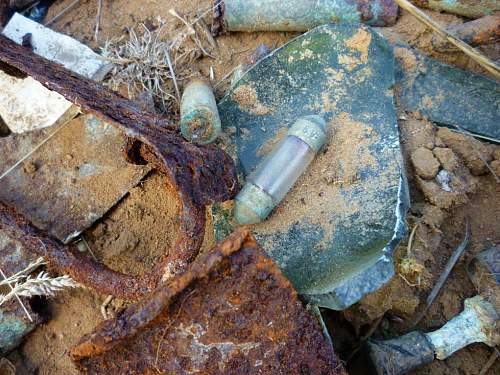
180, 79, 221, 145
212, 0, 399, 34
234, 115, 328, 225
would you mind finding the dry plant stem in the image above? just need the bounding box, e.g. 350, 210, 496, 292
95, 0, 103, 42
44, 0, 81, 26
79, 235, 98, 261
0, 267, 33, 322
169, 9, 196, 35
406, 220, 421, 257
0, 257, 46, 286
394, 0, 500, 79
347, 315, 384, 361
164, 47, 180, 103
412, 220, 471, 326
0, 271, 79, 305
479, 348, 499, 375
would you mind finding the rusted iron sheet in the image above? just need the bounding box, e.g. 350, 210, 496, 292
0, 115, 149, 243
0, 33, 239, 278
71, 229, 345, 374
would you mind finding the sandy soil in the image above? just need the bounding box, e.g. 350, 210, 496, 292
2, 1, 499, 374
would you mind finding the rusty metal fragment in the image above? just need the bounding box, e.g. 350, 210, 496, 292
0, 115, 149, 243
410, 0, 499, 19
450, 14, 500, 46
0, 33, 239, 279
212, 0, 399, 35
433, 14, 500, 48
0, 200, 215, 301
70, 229, 345, 374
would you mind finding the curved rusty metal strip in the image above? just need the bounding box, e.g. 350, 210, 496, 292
0, 201, 155, 300
70, 228, 252, 360
0, 34, 240, 290
0, 34, 239, 208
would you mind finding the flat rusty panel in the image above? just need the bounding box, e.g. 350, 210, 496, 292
71, 230, 345, 374
0, 114, 149, 243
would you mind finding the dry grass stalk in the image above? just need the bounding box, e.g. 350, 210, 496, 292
0, 257, 46, 287
102, 12, 217, 114
394, 0, 500, 79
0, 271, 79, 307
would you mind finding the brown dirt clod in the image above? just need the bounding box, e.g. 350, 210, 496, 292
411, 147, 440, 180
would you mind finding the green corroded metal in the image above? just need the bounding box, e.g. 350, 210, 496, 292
0, 308, 37, 355
214, 24, 409, 310
234, 183, 274, 224
395, 45, 500, 142
1, 231, 41, 354
219, 0, 399, 31
411, 0, 499, 19
287, 115, 328, 153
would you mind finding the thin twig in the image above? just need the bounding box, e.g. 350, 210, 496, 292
94, 0, 103, 42
0, 118, 73, 182
412, 219, 471, 326
44, 0, 81, 26
79, 235, 98, 261
0, 267, 33, 322
164, 47, 180, 103
406, 220, 421, 257
347, 315, 384, 361
394, 0, 500, 79
213, 66, 239, 89
478, 348, 499, 375
169, 9, 196, 35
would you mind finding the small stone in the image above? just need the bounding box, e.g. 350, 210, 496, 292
416, 177, 468, 209
437, 128, 492, 176
22, 161, 37, 174
411, 147, 440, 180
493, 147, 500, 161
433, 147, 459, 171
434, 136, 446, 148
491, 160, 500, 177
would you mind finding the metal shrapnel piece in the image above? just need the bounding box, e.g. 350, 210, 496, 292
367, 295, 500, 374
425, 295, 499, 360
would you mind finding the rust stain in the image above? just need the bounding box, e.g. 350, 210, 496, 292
71, 229, 346, 374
